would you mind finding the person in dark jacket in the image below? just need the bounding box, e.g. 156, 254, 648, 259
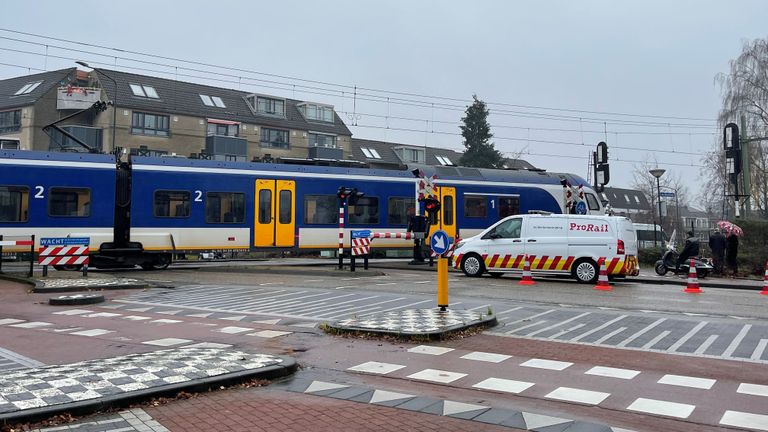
708, 229, 726, 275
725, 232, 739, 277
676, 231, 700, 272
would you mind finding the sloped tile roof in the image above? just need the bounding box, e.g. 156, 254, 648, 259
94, 68, 351, 136
602, 187, 651, 211
0, 68, 76, 111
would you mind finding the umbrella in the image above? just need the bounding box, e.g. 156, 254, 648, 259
717, 221, 744, 236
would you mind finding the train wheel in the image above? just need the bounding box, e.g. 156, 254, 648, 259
140, 254, 171, 271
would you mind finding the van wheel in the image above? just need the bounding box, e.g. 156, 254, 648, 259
489, 272, 503, 278
572, 259, 598, 284
461, 254, 485, 277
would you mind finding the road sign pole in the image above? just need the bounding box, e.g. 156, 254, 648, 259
437, 257, 448, 311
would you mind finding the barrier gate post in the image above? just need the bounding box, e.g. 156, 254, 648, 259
29, 235, 35, 278
0, 235, 3, 273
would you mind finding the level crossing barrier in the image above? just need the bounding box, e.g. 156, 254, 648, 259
38, 237, 90, 277
348, 231, 425, 272
0, 235, 35, 277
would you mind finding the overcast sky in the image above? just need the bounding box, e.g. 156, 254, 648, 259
2, 1, 767, 203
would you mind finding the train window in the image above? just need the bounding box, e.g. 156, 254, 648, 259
258, 189, 272, 224
205, 192, 245, 223
586, 193, 600, 211
443, 195, 454, 225
0, 186, 29, 222
349, 197, 379, 225
49, 188, 90, 217
499, 196, 520, 218
153, 190, 190, 218
464, 195, 487, 218
387, 197, 415, 225
304, 195, 337, 224
279, 190, 292, 224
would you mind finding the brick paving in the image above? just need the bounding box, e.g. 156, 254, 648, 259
145, 387, 519, 432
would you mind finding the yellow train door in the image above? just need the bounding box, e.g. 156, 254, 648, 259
254, 179, 295, 247
427, 186, 456, 240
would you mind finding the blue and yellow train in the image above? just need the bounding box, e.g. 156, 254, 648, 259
0, 150, 604, 269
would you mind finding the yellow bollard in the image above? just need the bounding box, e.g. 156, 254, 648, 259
437, 257, 449, 310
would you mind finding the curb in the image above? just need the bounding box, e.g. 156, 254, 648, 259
325, 314, 498, 341
31, 281, 150, 294
0, 356, 297, 426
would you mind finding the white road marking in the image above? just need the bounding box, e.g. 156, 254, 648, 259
506, 320, 549, 334
369, 390, 414, 404
408, 345, 454, 355
641, 330, 671, 350
527, 312, 591, 337
460, 352, 511, 363
122, 316, 151, 321
584, 366, 640, 380
472, 377, 533, 394
407, 368, 467, 383
570, 315, 628, 342
142, 338, 192, 347
751, 339, 768, 361
505, 309, 556, 326
548, 324, 585, 340
83, 312, 122, 319
737, 383, 768, 397
216, 326, 251, 334
495, 306, 524, 316
348, 361, 406, 375
442, 401, 488, 416
70, 329, 114, 337
185, 342, 232, 348
694, 335, 719, 355
594, 327, 627, 344
51, 309, 92, 315
150, 319, 182, 324
0, 319, 25, 325
520, 358, 572, 371
545, 387, 610, 405
247, 330, 292, 338
657, 374, 716, 390
668, 322, 708, 353
720, 410, 768, 431
627, 398, 695, 419
9, 322, 52, 329
723, 325, 753, 358
616, 318, 666, 347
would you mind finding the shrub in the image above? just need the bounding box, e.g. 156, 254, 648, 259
638, 246, 664, 266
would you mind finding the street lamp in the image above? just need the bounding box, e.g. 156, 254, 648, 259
649, 168, 666, 247
76, 61, 116, 153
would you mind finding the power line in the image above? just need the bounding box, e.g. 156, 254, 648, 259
0, 27, 716, 124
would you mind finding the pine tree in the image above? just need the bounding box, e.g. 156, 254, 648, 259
458, 95, 505, 168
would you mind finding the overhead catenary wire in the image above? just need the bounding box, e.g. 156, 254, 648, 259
0, 27, 716, 125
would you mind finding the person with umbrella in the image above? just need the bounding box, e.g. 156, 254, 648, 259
718, 221, 742, 277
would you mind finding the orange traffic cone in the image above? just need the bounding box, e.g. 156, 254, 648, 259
594, 257, 612, 291
519, 254, 535, 285
760, 261, 768, 296
684, 258, 703, 294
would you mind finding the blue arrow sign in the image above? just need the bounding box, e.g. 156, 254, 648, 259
430, 230, 449, 255
575, 201, 587, 215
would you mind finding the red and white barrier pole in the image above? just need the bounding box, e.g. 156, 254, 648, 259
338, 204, 345, 270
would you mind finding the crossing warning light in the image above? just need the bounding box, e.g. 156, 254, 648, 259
423, 197, 441, 216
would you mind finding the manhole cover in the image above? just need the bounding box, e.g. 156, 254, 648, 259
49, 293, 105, 306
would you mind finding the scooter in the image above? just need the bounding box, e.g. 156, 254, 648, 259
654, 242, 713, 278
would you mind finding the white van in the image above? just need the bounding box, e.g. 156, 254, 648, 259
453, 214, 639, 283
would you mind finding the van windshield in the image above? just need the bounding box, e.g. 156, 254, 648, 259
489, 218, 522, 239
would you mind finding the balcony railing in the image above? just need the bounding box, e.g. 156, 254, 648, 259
56, 86, 102, 110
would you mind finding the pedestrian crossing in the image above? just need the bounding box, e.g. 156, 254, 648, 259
109, 283, 768, 363
343, 344, 768, 430
0, 347, 44, 371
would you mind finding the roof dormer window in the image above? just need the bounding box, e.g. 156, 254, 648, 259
14, 81, 43, 95
200, 94, 226, 108
298, 102, 334, 123
436, 155, 453, 166
130, 84, 159, 99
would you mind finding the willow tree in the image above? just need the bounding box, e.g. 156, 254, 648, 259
710, 37, 768, 218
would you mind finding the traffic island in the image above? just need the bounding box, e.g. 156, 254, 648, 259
324, 308, 497, 341
32, 277, 149, 293
0, 347, 297, 425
